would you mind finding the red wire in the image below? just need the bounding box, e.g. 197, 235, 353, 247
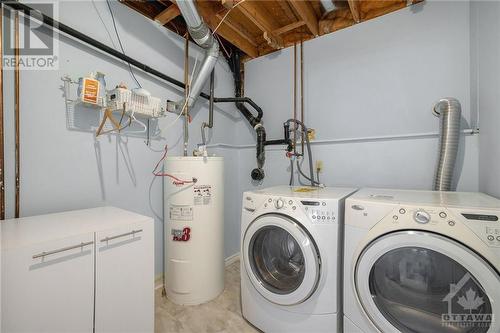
152, 145, 196, 185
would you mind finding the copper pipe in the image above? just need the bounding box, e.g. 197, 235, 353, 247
0, 4, 5, 220
14, 11, 20, 218
300, 40, 305, 153
183, 34, 189, 156
293, 43, 297, 155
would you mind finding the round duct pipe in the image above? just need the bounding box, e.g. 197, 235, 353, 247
433, 98, 462, 191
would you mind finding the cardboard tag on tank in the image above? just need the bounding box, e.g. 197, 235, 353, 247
169, 205, 193, 221
194, 185, 212, 206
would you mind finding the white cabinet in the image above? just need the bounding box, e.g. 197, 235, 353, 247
95, 223, 154, 333
2, 233, 95, 333
1, 207, 154, 333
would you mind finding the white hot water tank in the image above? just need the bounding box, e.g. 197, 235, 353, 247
164, 156, 224, 305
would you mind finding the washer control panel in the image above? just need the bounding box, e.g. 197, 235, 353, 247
253, 196, 338, 223
485, 227, 500, 245
301, 200, 337, 223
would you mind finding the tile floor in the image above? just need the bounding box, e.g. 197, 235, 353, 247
155, 260, 259, 332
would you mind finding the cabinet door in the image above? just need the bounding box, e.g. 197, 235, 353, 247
95, 221, 154, 333
1, 233, 95, 333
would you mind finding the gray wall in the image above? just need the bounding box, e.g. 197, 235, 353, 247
471, 1, 500, 198
3, 0, 240, 275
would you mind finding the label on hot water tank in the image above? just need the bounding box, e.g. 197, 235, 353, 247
170, 205, 193, 221
194, 185, 212, 206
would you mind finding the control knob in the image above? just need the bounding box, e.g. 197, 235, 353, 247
275, 198, 285, 209
414, 210, 431, 224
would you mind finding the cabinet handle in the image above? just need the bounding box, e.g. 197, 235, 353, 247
100, 229, 143, 243
32, 241, 94, 259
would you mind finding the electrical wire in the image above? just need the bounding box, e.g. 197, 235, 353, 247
212, 0, 246, 35
106, 0, 142, 88
152, 145, 197, 185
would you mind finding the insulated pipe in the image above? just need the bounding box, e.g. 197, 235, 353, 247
433, 98, 462, 191
168, 0, 219, 114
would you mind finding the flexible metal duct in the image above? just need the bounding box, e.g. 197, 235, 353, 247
433, 98, 462, 191
168, 0, 219, 113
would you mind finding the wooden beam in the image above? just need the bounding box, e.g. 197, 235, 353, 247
288, 0, 319, 36
347, 0, 361, 23
196, 1, 259, 58
276, 1, 298, 22
237, 1, 281, 32
235, 1, 285, 49
215, 12, 259, 47
273, 20, 305, 35
154, 4, 181, 25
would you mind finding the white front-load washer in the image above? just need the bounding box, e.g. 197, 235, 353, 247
241, 186, 357, 333
344, 188, 500, 333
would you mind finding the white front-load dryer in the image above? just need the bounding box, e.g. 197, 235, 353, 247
241, 186, 357, 333
344, 188, 500, 333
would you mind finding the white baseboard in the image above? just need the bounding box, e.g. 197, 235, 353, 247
155, 253, 241, 290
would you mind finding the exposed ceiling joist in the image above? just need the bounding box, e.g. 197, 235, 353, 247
215, 12, 259, 47
196, 1, 259, 57
273, 20, 306, 36
237, 1, 281, 32
235, 1, 284, 49
347, 0, 361, 23
154, 4, 181, 25
288, 0, 319, 36
123, 0, 425, 60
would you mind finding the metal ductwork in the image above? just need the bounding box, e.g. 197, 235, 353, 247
168, 0, 219, 114
433, 98, 462, 191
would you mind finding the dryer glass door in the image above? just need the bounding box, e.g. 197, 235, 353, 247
355, 231, 500, 333
243, 214, 320, 306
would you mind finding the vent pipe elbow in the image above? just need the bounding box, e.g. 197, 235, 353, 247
168, 0, 219, 114
433, 98, 462, 191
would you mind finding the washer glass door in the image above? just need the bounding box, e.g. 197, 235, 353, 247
355, 231, 500, 333
250, 225, 305, 294
243, 214, 320, 305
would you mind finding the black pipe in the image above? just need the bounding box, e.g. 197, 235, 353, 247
212, 97, 263, 122
5, 1, 268, 123
3, 1, 211, 99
